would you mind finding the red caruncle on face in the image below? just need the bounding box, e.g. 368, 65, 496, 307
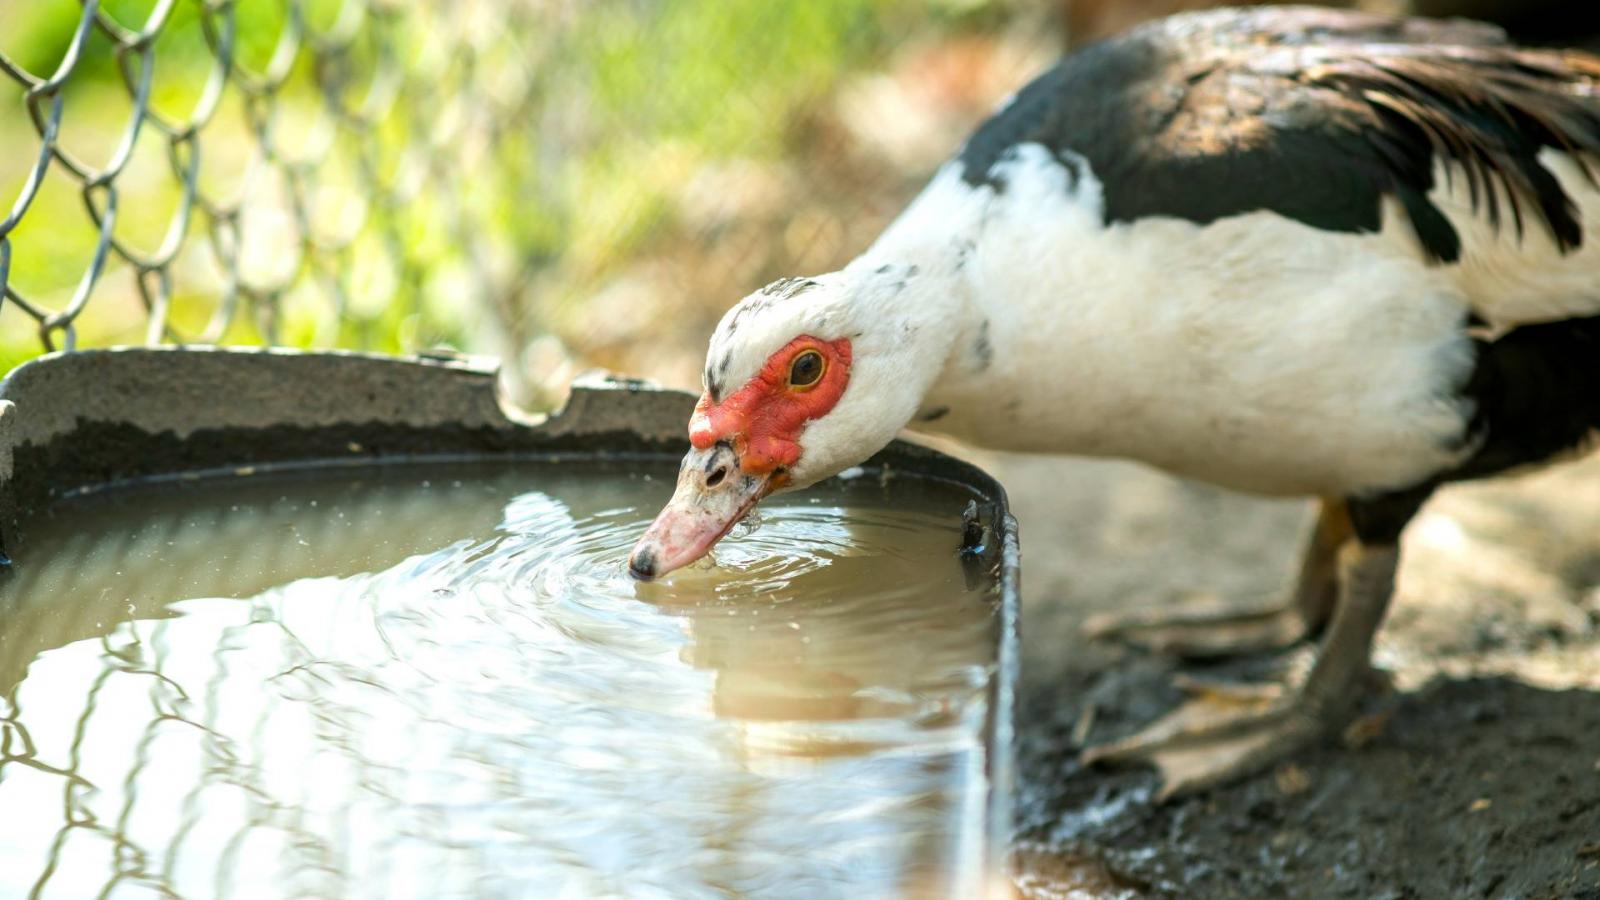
688, 335, 853, 478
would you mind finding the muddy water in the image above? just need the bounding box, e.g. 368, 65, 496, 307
0, 461, 1003, 899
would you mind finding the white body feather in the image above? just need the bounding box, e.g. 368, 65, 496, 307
867, 145, 1600, 497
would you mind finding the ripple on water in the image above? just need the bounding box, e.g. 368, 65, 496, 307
0, 461, 1000, 899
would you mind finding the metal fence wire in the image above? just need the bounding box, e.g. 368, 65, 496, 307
1, 0, 526, 354
0, 0, 1056, 403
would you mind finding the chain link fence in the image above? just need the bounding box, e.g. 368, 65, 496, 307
1, 0, 519, 353
0, 0, 1059, 407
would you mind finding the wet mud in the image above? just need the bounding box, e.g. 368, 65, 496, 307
965, 447, 1600, 898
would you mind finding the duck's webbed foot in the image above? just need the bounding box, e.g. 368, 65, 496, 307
1079, 684, 1320, 800
1082, 539, 1401, 800
1082, 500, 1351, 659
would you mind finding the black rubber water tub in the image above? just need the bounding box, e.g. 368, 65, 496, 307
0, 347, 1020, 897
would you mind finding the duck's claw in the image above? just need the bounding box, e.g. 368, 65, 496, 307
1084, 518, 1406, 803
1079, 685, 1323, 802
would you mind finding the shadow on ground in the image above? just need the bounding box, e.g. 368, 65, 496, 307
957, 448, 1600, 898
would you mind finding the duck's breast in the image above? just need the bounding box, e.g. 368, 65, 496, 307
914, 146, 1481, 497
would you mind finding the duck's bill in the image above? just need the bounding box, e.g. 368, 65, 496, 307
628, 445, 777, 581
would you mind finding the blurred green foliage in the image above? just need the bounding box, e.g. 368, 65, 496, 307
0, 0, 1028, 400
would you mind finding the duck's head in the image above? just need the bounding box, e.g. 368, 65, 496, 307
628, 265, 956, 580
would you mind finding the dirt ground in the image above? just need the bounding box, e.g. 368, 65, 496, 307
954, 446, 1600, 898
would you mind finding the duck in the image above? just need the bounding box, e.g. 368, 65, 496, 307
628, 5, 1600, 798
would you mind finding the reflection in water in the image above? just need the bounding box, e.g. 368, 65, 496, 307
0, 462, 999, 898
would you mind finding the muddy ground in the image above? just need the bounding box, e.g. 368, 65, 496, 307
956, 446, 1600, 898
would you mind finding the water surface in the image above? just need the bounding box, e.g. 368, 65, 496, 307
0, 461, 1001, 899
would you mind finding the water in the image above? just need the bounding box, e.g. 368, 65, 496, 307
0, 460, 1002, 899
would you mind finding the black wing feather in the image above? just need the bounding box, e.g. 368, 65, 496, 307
957, 6, 1600, 264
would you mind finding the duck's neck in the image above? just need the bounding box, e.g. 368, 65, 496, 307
841, 167, 992, 422
839, 262, 976, 410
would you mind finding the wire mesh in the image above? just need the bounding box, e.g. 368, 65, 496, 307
0, 0, 1059, 406
0, 0, 537, 356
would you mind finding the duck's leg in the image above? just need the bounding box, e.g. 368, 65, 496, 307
1081, 499, 1351, 658
1080, 489, 1425, 800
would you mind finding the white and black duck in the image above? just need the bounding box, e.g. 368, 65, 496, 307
629, 6, 1600, 797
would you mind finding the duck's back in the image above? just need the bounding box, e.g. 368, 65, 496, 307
954, 6, 1600, 326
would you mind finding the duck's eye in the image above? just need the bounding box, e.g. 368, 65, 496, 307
788, 349, 825, 389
